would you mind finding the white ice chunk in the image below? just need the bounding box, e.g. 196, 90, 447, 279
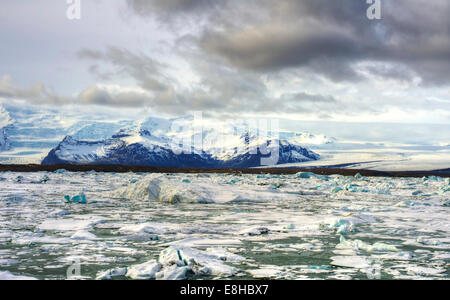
0, 271, 37, 280
239, 227, 270, 236
71, 230, 97, 240
330, 256, 371, 269
126, 260, 162, 280
159, 246, 238, 277
38, 216, 105, 232
96, 267, 127, 280
117, 223, 166, 235
155, 264, 191, 280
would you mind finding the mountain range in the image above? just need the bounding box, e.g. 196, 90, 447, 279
42, 117, 321, 168
0, 105, 331, 167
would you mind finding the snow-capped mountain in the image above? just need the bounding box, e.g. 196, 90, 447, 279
42, 117, 320, 168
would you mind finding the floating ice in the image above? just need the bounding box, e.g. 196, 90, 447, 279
71, 230, 97, 240
423, 176, 443, 182
239, 227, 270, 236
296, 172, 316, 179
38, 216, 105, 232
0, 271, 37, 280
1, 170, 449, 280
39, 175, 50, 183
330, 256, 370, 269
126, 260, 162, 280
246, 266, 284, 278
331, 186, 344, 193
320, 214, 376, 235
440, 187, 450, 194
229, 178, 240, 185
155, 264, 191, 280
96, 267, 127, 280
407, 266, 446, 277
111, 174, 296, 204
117, 223, 166, 235
416, 237, 442, 246
395, 201, 421, 207
337, 236, 398, 253
64, 192, 87, 204
164, 237, 243, 248
158, 246, 238, 277
205, 247, 245, 263
47, 209, 70, 218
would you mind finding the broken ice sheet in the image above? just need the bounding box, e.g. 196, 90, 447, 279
0, 171, 449, 280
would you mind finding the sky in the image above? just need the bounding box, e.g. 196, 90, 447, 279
0, 0, 449, 144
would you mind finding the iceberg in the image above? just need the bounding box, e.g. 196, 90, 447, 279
126, 260, 162, 280
239, 227, 270, 236
155, 264, 192, 280
158, 246, 238, 277
296, 172, 316, 179
331, 186, 344, 193
337, 236, 398, 253
96, 267, 127, 280
64, 192, 87, 204
320, 214, 376, 235
70, 230, 97, 240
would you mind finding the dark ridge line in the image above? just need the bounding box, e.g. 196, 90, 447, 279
0, 164, 449, 178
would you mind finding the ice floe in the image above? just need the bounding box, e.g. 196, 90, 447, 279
0, 171, 449, 280
0, 271, 37, 280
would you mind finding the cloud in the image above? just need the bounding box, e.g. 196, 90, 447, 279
77, 47, 352, 116
127, 0, 216, 16
77, 86, 150, 107
0, 75, 70, 105
70, 1, 450, 120
128, 0, 450, 86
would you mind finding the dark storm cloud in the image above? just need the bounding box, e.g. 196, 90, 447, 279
128, 0, 450, 85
